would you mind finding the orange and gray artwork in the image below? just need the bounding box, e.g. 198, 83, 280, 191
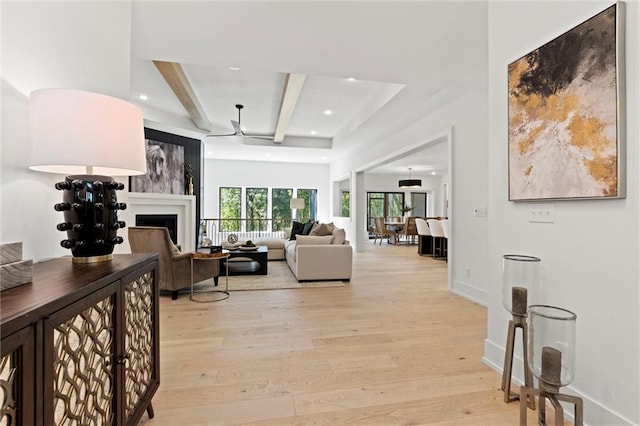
508, 4, 621, 200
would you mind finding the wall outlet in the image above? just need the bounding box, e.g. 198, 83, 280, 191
465, 268, 471, 278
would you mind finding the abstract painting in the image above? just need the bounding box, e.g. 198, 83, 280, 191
130, 139, 184, 194
508, 4, 624, 201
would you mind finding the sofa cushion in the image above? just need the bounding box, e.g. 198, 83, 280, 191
309, 222, 335, 236
332, 228, 346, 245
290, 221, 305, 240
296, 235, 334, 245
302, 220, 316, 235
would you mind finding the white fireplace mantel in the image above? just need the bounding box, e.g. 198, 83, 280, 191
116, 192, 196, 254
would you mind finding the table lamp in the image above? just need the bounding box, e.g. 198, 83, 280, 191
28, 88, 147, 263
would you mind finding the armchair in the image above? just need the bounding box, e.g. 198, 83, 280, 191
128, 226, 219, 300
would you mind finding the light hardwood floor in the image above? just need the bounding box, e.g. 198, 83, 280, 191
140, 241, 548, 425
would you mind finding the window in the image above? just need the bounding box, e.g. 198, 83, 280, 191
296, 189, 317, 221
272, 188, 293, 231
218, 187, 317, 231
367, 192, 405, 233
410, 192, 428, 217
341, 191, 350, 217
246, 187, 268, 231
219, 187, 241, 231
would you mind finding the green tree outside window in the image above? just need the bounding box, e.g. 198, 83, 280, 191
219, 187, 241, 231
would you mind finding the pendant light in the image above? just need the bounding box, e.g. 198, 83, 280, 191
399, 168, 422, 188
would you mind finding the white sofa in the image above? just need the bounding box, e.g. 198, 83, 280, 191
284, 230, 352, 282
254, 225, 352, 281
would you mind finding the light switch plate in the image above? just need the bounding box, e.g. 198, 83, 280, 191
473, 207, 487, 217
528, 203, 555, 223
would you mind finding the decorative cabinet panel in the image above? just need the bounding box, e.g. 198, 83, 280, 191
0, 254, 159, 426
0, 326, 35, 425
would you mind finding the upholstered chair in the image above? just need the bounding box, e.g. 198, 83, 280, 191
128, 226, 219, 300
426, 219, 446, 259
415, 218, 432, 255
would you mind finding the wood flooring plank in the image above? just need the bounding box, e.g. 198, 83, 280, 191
142, 242, 566, 425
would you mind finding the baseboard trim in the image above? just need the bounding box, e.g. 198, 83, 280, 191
483, 339, 634, 425
451, 279, 487, 306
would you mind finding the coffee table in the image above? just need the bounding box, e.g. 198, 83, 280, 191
225, 246, 268, 275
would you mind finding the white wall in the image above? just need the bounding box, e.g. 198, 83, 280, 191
332, 62, 490, 305
1, 2, 133, 262
203, 158, 331, 220
486, 2, 639, 425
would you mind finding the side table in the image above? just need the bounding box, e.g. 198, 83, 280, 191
190, 250, 229, 302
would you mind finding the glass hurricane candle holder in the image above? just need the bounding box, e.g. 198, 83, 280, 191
501, 254, 540, 409
520, 305, 582, 426
528, 305, 577, 389
502, 254, 540, 316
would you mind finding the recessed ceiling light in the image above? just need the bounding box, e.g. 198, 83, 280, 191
310, 130, 317, 135
431, 171, 437, 175
324, 110, 332, 116
228, 66, 240, 71
347, 77, 356, 82
138, 94, 148, 101
266, 153, 271, 158
321, 156, 327, 160
207, 151, 213, 155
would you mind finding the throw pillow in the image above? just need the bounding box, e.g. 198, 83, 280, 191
290, 221, 305, 240
310, 222, 335, 236
295, 235, 334, 245
332, 228, 346, 245
308, 222, 322, 235
302, 220, 317, 235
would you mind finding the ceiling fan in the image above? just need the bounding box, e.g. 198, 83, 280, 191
206, 104, 274, 141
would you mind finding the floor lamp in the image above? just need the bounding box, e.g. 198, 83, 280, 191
290, 198, 304, 221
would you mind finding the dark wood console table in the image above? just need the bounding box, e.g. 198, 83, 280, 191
0, 254, 159, 425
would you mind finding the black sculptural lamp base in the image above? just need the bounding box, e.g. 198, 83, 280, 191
54, 174, 126, 264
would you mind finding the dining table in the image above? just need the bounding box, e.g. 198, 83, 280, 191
384, 220, 405, 245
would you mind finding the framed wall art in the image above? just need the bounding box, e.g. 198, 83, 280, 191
508, 3, 625, 201
130, 139, 185, 195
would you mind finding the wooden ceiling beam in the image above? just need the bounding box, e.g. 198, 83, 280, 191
273, 73, 306, 144
153, 60, 211, 131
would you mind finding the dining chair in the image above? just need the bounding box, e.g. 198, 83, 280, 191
400, 216, 418, 245
374, 217, 395, 245
426, 219, 445, 259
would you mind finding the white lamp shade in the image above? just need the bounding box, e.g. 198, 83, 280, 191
28, 88, 147, 176
290, 198, 305, 209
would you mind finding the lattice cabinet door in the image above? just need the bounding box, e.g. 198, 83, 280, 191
120, 265, 159, 426
0, 326, 35, 426
43, 283, 119, 426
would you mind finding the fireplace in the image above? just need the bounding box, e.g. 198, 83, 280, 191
136, 214, 178, 244
120, 193, 196, 255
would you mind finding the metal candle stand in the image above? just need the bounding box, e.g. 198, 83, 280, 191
520, 305, 582, 426
501, 254, 540, 410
